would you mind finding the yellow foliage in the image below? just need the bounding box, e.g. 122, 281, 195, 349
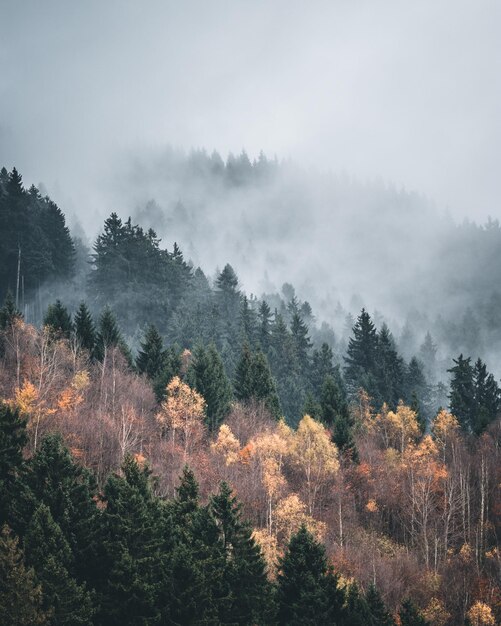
14, 380, 39, 415
57, 386, 83, 412
156, 376, 205, 430
71, 370, 90, 391
252, 529, 279, 578
432, 409, 460, 449
366, 498, 379, 513
211, 424, 241, 465
262, 457, 286, 499
423, 597, 450, 626
274, 493, 326, 542
380, 402, 420, 453
467, 601, 495, 626
292, 414, 339, 476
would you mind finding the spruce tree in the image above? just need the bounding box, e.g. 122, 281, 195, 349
73, 302, 95, 354
311, 343, 335, 396
135, 324, 165, 379
43, 300, 72, 339
376, 324, 405, 409
276, 525, 344, 625
399, 598, 429, 626
290, 311, 312, 372
234, 342, 254, 401
344, 309, 379, 400
0, 290, 22, 330
210, 482, 271, 625
472, 357, 501, 434
24, 505, 94, 626
405, 357, 431, 432
344, 582, 372, 625
258, 300, 272, 354
187, 343, 233, 431
94, 307, 131, 363
447, 354, 475, 432
0, 402, 27, 526
365, 583, 395, 626
0, 525, 49, 626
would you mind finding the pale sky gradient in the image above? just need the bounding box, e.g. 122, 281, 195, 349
1, 0, 500, 221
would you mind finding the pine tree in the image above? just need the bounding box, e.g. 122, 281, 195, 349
210, 482, 271, 625
399, 598, 429, 626
187, 343, 233, 431
136, 324, 165, 379
448, 354, 475, 432
24, 505, 94, 626
344, 309, 379, 400
258, 300, 272, 354
0, 290, 22, 329
0, 525, 49, 626
276, 525, 344, 625
73, 302, 95, 354
0, 402, 27, 526
365, 583, 395, 626
43, 300, 72, 339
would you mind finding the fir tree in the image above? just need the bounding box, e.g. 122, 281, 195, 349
290, 311, 312, 372
136, 324, 165, 379
276, 525, 344, 625
187, 343, 233, 431
0, 402, 27, 526
94, 307, 131, 363
365, 583, 395, 626
344, 309, 379, 400
472, 357, 501, 434
376, 324, 405, 409
43, 300, 72, 339
399, 598, 429, 626
0, 290, 22, 330
447, 354, 475, 432
258, 299, 272, 354
24, 505, 94, 626
73, 302, 95, 354
0, 525, 49, 626
210, 482, 271, 625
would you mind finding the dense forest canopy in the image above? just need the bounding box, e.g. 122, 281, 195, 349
1, 164, 501, 625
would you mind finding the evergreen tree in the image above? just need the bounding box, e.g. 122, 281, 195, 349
239, 295, 258, 345
0, 525, 49, 626
365, 583, 395, 626
290, 311, 312, 372
276, 525, 344, 625
0, 290, 22, 330
187, 343, 233, 431
399, 598, 429, 626
258, 299, 272, 354
94, 307, 131, 363
344, 582, 372, 625
311, 343, 335, 396
43, 300, 72, 339
344, 309, 379, 401
210, 482, 271, 625
24, 504, 94, 626
447, 354, 475, 432
235, 344, 281, 418
405, 357, 431, 432
0, 402, 27, 526
472, 357, 501, 434
73, 302, 95, 354
376, 324, 405, 409
135, 324, 165, 379
319, 374, 348, 428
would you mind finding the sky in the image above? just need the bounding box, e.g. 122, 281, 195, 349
1, 0, 500, 224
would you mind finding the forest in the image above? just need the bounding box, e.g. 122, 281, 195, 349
1, 165, 501, 625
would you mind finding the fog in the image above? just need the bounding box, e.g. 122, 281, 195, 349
2, 0, 501, 371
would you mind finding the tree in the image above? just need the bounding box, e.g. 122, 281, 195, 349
73, 302, 95, 354
43, 300, 72, 339
187, 343, 233, 431
235, 344, 281, 419
258, 300, 272, 353
24, 504, 94, 626
0, 402, 27, 526
0, 525, 49, 625
94, 307, 131, 363
399, 599, 429, 626
135, 324, 165, 379
472, 357, 501, 434
405, 357, 431, 433
376, 324, 405, 409
365, 583, 395, 626
210, 482, 271, 625
290, 311, 312, 372
344, 309, 379, 400
447, 354, 475, 432
0, 290, 22, 330
276, 525, 344, 626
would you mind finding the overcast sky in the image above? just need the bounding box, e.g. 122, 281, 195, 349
1, 0, 500, 222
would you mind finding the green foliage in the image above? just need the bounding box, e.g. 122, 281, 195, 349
399, 598, 429, 626
0, 525, 49, 625
94, 307, 131, 363
276, 525, 344, 625
187, 343, 233, 431
73, 302, 96, 354
43, 300, 72, 339
235, 343, 281, 418
0, 290, 22, 330
0, 402, 27, 526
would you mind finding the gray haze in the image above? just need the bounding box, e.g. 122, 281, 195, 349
1, 0, 501, 346
1, 0, 500, 220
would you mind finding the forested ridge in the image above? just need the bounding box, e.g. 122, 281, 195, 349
1, 165, 501, 625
